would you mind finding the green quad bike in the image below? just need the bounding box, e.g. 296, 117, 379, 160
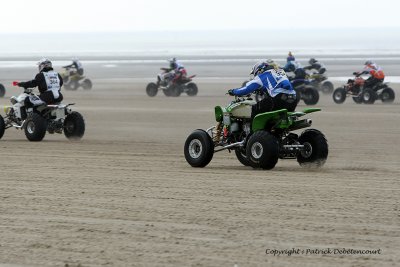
184, 96, 328, 169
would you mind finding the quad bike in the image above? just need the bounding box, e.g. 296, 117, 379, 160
0, 83, 5, 98
307, 72, 334, 94
146, 67, 198, 97
290, 79, 320, 105
0, 82, 85, 142
60, 66, 92, 90
332, 73, 395, 104
184, 95, 328, 169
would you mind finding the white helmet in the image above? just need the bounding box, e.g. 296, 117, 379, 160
37, 58, 52, 72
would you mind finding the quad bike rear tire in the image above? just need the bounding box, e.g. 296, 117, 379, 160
297, 129, 328, 167
321, 81, 334, 94
0, 115, 5, 139
146, 82, 158, 97
235, 147, 251, 166
302, 86, 319, 105
380, 88, 395, 103
246, 131, 279, 170
0, 84, 5, 98
186, 82, 198, 96
82, 79, 92, 90
64, 111, 85, 140
362, 88, 377, 104
333, 87, 346, 104
24, 113, 47, 142
184, 129, 214, 167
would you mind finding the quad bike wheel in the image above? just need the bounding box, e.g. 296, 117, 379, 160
64, 111, 85, 140
184, 129, 214, 167
352, 95, 363, 104
170, 85, 182, 97
321, 81, 334, 94
186, 82, 198, 96
362, 88, 377, 104
332, 87, 346, 104
294, 88, 301, 104
68, 81, 79, 91
24, 113, 47, 142
297, 129, 328, 167
246, 131, 279, 170
0, 84, 5, 98
235, 147, 251, 166
146, 83, 158, 97
82, 79, 92, 90
380, 88, 395, 103
0, 115, 5, 139
302, 86, 319, 105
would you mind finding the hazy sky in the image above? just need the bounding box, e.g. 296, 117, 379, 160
0, 0, 399, 33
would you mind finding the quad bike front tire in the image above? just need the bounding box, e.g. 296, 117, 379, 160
362, 88, 377, 104
69, 81, 79, 91
170, 85, 182, 97
235, 147, 251, 166
246, 131, 279, 170
82, 79, 92, 90
64, 111, 85, 140
321, 81, 334, 94
146, 83, 158, 97
302, 86, 319, 105
380, 88, 395, 103
184, 129, 214, 167
0, 115, 5, 139
24, 113, 47, 142
186, 82, 198, 96
352, 95, 363, 104
0, 84, 5, 98
332, 87, 346, 104
297, 129, 328, 167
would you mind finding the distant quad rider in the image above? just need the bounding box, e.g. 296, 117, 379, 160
304, 58, 326, 74
283, 51, 295, 71
228, 60, 297, 120
284, 60, 307, 82
158, 57, 185, 86
354, 60, 385, 89
17, 58, 64, 115
64, 58, 84, 76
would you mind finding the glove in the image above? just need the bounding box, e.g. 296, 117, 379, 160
227, 89, 235, 96
353, 72, 358, 76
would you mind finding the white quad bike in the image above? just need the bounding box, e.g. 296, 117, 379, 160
0, 85, 85, 141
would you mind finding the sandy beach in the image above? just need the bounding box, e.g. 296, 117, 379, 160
0, 57, 399, 267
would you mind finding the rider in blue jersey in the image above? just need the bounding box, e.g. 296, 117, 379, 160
228, 61, 297, 119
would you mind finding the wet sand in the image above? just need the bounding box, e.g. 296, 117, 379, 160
0, 60, 399, 267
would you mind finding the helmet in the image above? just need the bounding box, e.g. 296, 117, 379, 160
37, 58, 52, 72
250, 61, 273, 76
364, 60, 374, 65
169, 57, 177, 69
309, 58, 317, 64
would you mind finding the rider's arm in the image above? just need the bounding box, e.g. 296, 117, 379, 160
18, 74, 40, 88
232, 77, 263, 96
58, 73, 64, 87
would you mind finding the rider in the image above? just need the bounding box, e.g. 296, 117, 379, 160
304, 58, 326, 74
17, 58, 64, 113
283, 51, 295, 71
228, 60, 297, 119
355, 60, 385, 89
159, 57, 185, 86
64, 58, 84, 76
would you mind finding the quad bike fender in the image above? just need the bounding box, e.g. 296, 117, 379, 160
214, 106, 225, 122
252, 109, 288, 132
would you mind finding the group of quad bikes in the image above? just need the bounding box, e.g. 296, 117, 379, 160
183, 63, 396, 170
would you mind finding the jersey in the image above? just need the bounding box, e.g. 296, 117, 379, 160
232, 68, 295, 97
